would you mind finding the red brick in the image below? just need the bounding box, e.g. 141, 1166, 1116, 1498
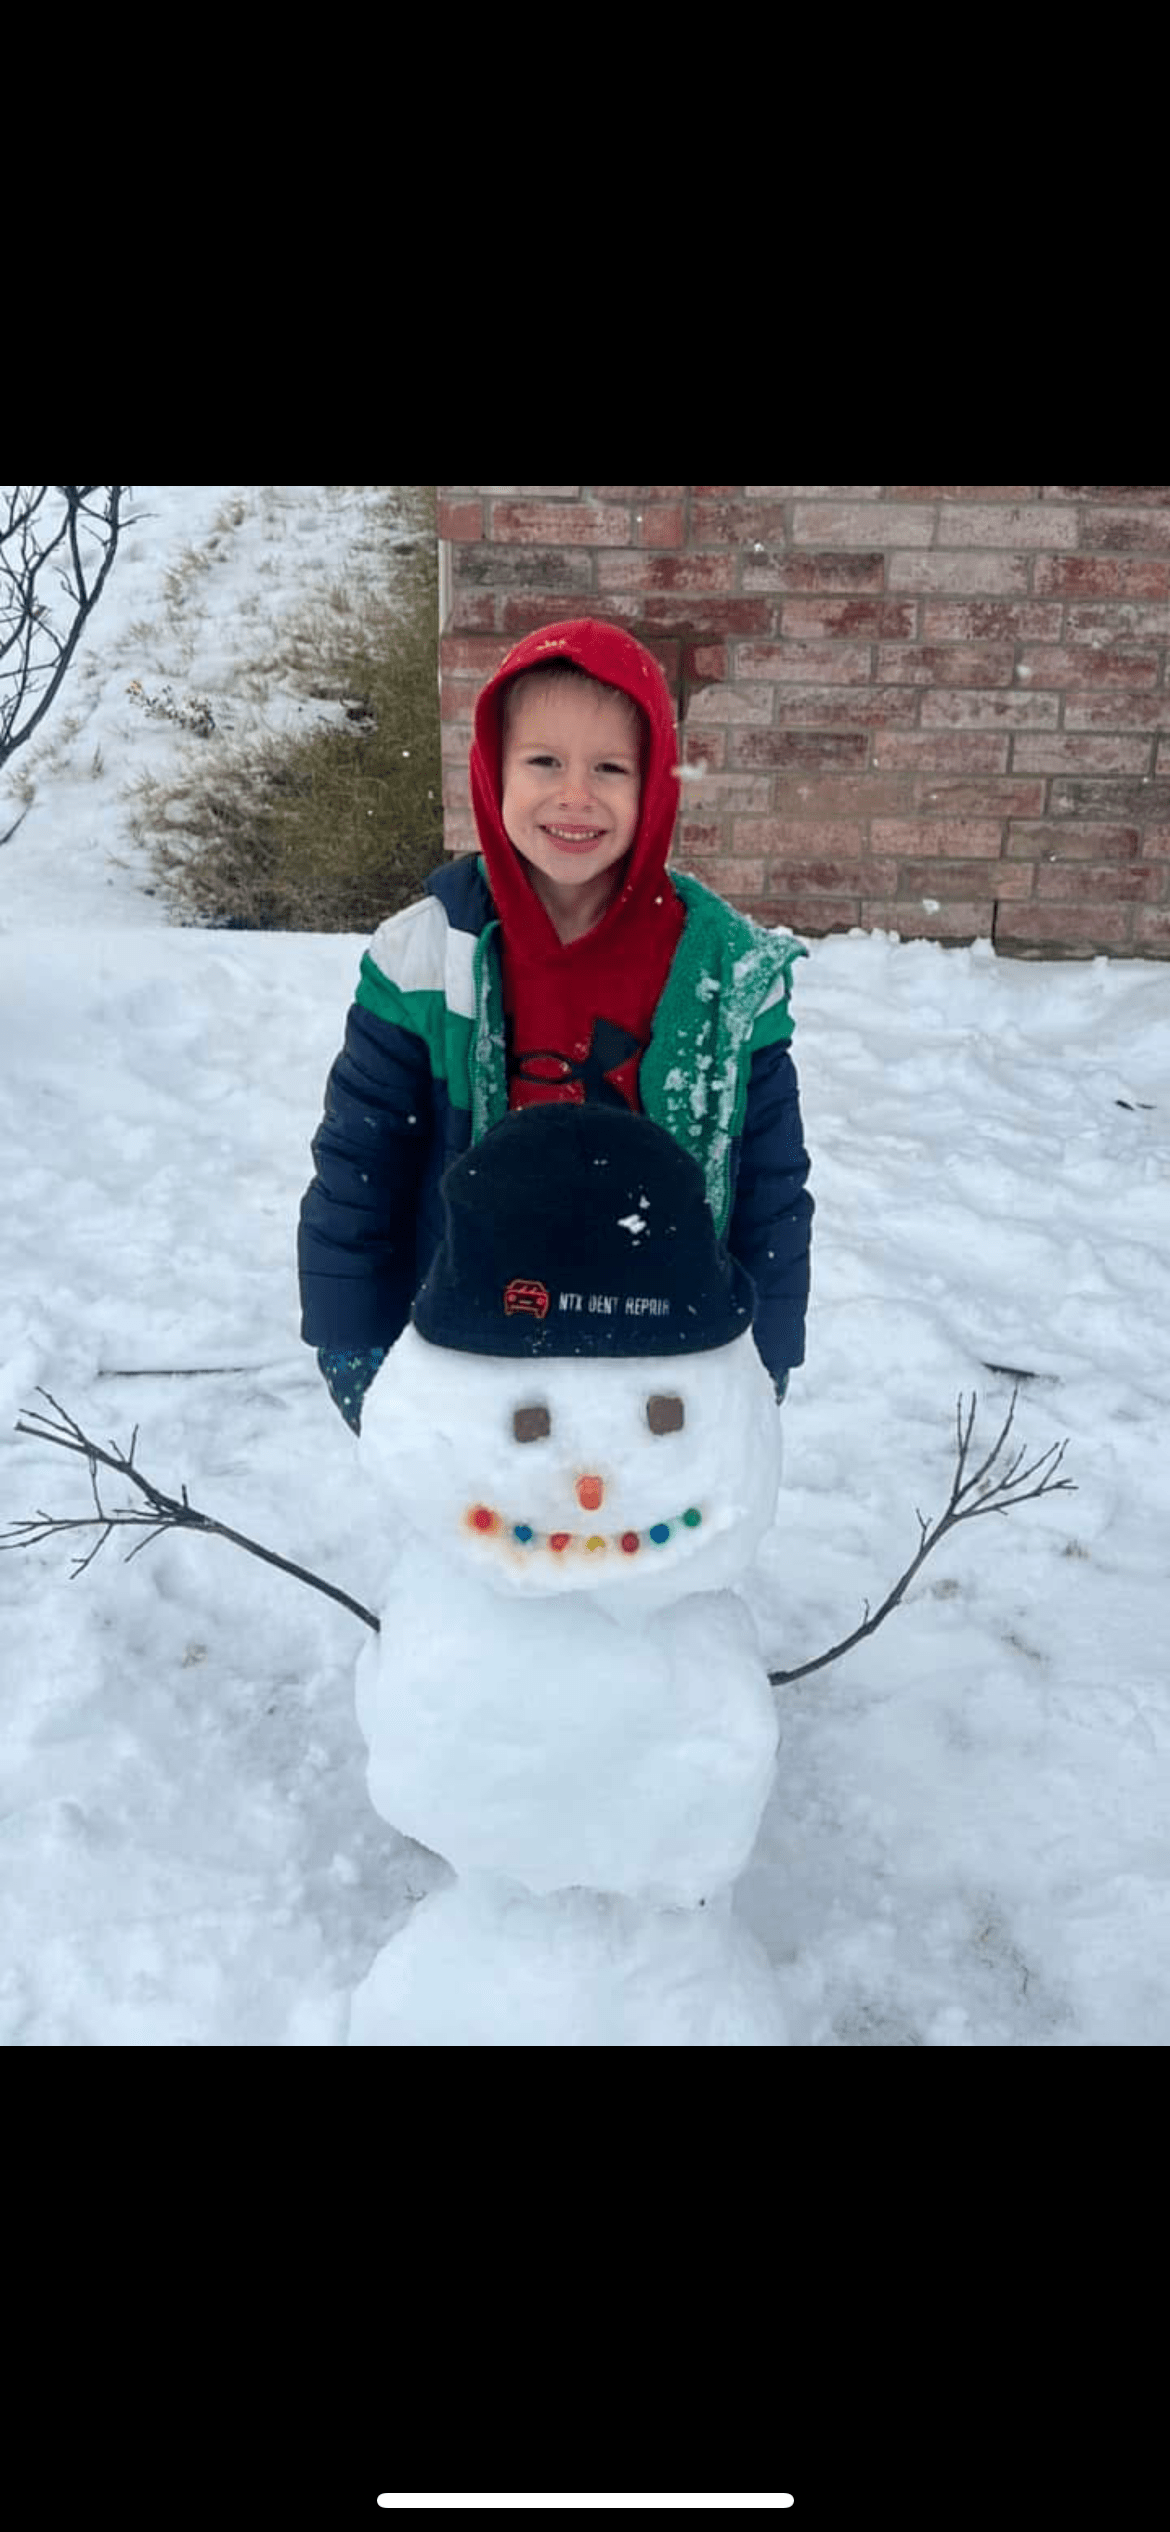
768, 776, 914, 816
1064, 694, 1170, 732
1081, 509, 1170, 555
688, 644, 727, 681
709, 856, 768, 894
876, 734, 1010, 772
894, 857, 1033, 900
1042, 486, 1170, 505
683, 728, 726, 771
728, 732, 869, 770
755, 897, 861, 934
441, 722, 474, 759
691, 486, 744, 495
499, 594, 650, 641
596, 551, 736, 593
889, 553, 1032, 594
1034, 557, 1170, 599
1007, 823, 1142, 861
887, 487, 1038, 501
675, 824, 723, 856
872, 819, 1003, 858
1064, 603, 1170, 642
1132, 907, 1170, 948
691, 501, 792, 546
446, 589, 497, 632
688, 684, 774, 725
437, 500, 484, 541
735, 641, 874, 684
920, 692, 1060, 729
1013, 736, 1153, 774
631, 598, 775, 635
780, 599, 916, 639
441, 813, 479, 854
937, 505, 1077, 548
995, 903, 1132, 948
862, 900, 995, 940
638, 505, 685, 549
490, 502, 631, 546
793, 503, 933, 548
876, 643, 1015, 687
763, 857, 896, 897
763, 688, 920, 732
440, 635, 515, 674
1142, 828, 1170, 856
921, 602, 1064, 642
743, 551, 886, 594
1017, 647, 1161, 689
669, 774, 773, 812
440, 683, 480, 722
440, 486, 581, 498
1035, 861, 1162, 903
911, 780, 1046, 816
441, 765, 472, 810
753, 819, 866, 857
592, 487, 687, 499
1049, 777, 1170, 820
451, 544, 594, 597
748, 486, 882, 498
1159, 741, 1170, 775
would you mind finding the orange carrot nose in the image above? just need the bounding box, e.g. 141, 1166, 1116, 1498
576, 1474, 604, 1512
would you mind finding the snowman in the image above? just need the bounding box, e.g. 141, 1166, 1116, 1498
348, 1104, 787, 2046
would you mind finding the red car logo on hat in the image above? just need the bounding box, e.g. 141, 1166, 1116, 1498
503, 1278, 550, 1319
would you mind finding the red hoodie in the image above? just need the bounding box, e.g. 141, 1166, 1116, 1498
468, 619, 687, 1113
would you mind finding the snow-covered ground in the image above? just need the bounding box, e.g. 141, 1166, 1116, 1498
3, 487, 1169, 2045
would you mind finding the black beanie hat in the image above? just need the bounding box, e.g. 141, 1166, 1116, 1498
411, 1106, 755, 1360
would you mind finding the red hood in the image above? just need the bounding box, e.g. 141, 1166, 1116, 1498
469, 618, 680, 956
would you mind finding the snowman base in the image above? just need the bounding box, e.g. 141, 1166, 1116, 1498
347, 1875, 786, 2048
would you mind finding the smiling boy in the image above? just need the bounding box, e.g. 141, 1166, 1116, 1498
298, 617, 813, 1433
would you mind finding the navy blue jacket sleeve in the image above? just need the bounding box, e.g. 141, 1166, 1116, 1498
727, 1040, 813, 1384
297, 1003, 433, 1351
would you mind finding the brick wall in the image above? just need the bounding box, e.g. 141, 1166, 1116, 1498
436, 487, 1170, 959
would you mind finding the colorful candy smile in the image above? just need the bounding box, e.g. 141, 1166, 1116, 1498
465, 1505, 703, 1554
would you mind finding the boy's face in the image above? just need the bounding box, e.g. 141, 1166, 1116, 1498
500, 681, 642, 910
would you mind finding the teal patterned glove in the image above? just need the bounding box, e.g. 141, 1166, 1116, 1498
317, 1345, 388, 1434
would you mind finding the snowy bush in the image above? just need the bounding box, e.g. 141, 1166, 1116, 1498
137, 487, 444, 932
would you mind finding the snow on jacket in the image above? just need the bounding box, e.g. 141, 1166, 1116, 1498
297, 854, 814, 1384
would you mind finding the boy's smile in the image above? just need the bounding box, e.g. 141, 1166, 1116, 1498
500, 680, 643, 941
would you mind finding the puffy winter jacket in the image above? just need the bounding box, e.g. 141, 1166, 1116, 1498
298, 852, 814, 1387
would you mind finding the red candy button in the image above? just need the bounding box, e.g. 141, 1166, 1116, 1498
549, 1533, 571, 1553
470, 1506, 495, 1532
620, 1531, 641, 1555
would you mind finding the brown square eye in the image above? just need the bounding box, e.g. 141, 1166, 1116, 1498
646, 1394, 685, 1435
513, 1404, 551, 1443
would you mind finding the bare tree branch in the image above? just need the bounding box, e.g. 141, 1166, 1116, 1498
768, 1388, 1075, 1689
0, 487, 127, 771
3, 1390, 380, 1634
5, 1388, 1076, 1689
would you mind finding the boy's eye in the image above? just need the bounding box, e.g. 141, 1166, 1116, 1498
646, 1394, 685, 1435
513, 1404, 551, 1443
527, 755, 632, 774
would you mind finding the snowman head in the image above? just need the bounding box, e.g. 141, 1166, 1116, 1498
360, 1322, 781, 1606
359, 1106, 783, 1608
